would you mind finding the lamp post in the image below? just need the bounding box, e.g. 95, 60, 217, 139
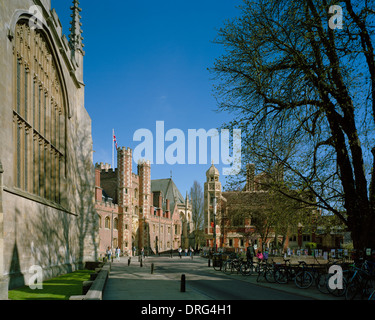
170, 220, 173, 257
213, 197, 217, 253
159, 212, 161, 255
111, 210, 114, 253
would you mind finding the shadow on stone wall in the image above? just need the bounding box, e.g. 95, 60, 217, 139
8, 240, 23, 289
72, 129, 99, 267
8, 133, 99, 288
61, 127, 99, 268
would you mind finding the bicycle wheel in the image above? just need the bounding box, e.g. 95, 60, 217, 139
240, 262, 253, 276
364, 277, 375, 299
223, 261, 232, 274
327, 276, 347, 297
254, 262, 262, 273
233, 260, 242, 273
275, 268, 288, 284
265, 268, 276, 283
213, 260, 222, 271
316, 273, 330, 294
295, 271, 313, 289
256, 269, 264, 282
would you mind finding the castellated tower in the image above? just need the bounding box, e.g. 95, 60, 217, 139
96, 145, 188, 255
137, 160, 151, 249
138, 160, 151, 217
117, 147, 133, 253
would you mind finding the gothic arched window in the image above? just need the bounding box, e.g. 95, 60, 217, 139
105, 216, 110, 229
13, 21, 66, 204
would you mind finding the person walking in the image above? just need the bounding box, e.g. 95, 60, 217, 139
106, 246, 112, 262
178, 246, 182, 259
115, 247, 121, 262
246, 243, 255, 263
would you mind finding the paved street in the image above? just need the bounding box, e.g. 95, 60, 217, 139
103, 255, 340, 300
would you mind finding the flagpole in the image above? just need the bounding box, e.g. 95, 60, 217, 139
112, 129, 114, 170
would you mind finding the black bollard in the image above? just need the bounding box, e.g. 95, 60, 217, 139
180, 274, 186, 292
128, 257, 131, 266
140, 258, 143, 267
151, 263, 154, 274
208, 259, 210, 267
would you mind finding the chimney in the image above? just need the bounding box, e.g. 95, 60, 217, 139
152, 191, 163, 208
246, 164, 255, 191
166, 199, 170, 218
159, 195, 163, 209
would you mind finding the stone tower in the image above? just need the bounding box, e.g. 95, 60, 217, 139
138, 159, 151, 250
204, 163, 222, 249
117, 147, 133, 253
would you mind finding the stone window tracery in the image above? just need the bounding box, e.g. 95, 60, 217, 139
13, 21, 66, 204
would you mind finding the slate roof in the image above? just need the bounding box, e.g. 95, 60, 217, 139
151, 178, 185, 212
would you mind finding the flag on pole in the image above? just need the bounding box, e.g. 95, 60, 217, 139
113, 131, 118, 149
112, 129, 118, 169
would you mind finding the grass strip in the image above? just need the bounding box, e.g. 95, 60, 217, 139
8, 269, 94, 300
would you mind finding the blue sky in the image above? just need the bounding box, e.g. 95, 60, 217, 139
53, 0, 243, 196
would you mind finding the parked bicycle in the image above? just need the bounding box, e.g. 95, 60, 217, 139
345, 260, 375, 300
256, 259, 276, 283
240, 258, 259, 276
314, 257, 349, 296
212, 253, 224, 271
294, 262, 314, 289
223, 253, 243, 274
273, 260, 313, 289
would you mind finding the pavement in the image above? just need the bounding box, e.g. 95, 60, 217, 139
102, 255, 210, 300
102, 255, 342, 300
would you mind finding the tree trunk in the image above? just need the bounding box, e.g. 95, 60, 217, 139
348, 207, 375, 252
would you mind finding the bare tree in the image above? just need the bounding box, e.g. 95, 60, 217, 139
211, 0, 375, 251
222, 184, 313, 251
190, 181, 204, 248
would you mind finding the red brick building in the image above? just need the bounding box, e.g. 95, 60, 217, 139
95, 147, 193, 257
204, 163, 319, 252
